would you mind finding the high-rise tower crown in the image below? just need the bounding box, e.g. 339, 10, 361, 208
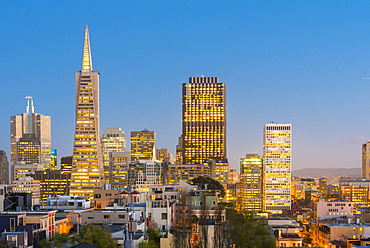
81, 25, 93, 72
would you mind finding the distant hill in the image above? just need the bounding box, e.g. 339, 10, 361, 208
292, 168, 361, 178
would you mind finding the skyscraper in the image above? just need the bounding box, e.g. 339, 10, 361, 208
70, 26, 104, 199
101, 128, 126, 182
10, 97, 51, 167
263, 123, 292, 214
238, 154, 263, 212
130, 128, 156, 163
362, 141, 370, 178
178, 76, 226, 165
0, 150, 9, 184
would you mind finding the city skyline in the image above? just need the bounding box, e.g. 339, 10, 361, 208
2, 2, 370, 170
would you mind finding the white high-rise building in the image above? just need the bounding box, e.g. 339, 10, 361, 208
263, 123, 292, 214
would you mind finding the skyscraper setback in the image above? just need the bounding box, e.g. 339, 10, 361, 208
178, 76, 227, 165
10, 97, 51, 167
70, 26, 104, 199
263, 123, 292, 214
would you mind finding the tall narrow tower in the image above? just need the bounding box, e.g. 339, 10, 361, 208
70, 26, 104, 199
263, 123, 292, 214
179, 76, 227, 165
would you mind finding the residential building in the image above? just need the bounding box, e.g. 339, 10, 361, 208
0, 150, 9, 184
101, 128, 126, 183
10, 96, 51, 168
70, 25, 104, 199
316, 198, 353, 220
238, 154, 263, 212
263, 123, 292, 214
178, 76, 227, 165
130, 128, 156, 162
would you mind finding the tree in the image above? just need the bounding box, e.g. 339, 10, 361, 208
39, 233, 80, 248
192, 176, 226, 197
79, 225, 118, 248
40, 225, 118, 248
224, 209, 276, 248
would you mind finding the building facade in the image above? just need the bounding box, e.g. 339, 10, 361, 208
109, 151, 130, 188
0, 150, 9, 184
10, 97, 51, 168
130, 128, 156, 163
178, 77, 227, 165
238, 154, 263, 212
101, 128, 126, 183
70, 25, 104, 199
363, 141, 370, 179
263, 123, 292, 214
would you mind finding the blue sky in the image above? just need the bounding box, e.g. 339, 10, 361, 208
1, 1, 370, 171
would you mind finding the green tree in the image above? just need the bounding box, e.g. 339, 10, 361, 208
192, 176, 226, 197
39, 233, 80, 248
40, 225, 118, 248
79, 225, 118, 248
224, 209, 276, 248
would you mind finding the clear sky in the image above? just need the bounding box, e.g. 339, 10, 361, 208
1, 1, 370, 171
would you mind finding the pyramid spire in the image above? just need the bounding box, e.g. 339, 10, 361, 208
81, 25, 93, 72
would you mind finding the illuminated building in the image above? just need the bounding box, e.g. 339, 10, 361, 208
340, 179, 370, 206
50, 149, 57, 170
319, 178, 327, 195
128, 160, 162, 191
0, 150, 9, 184
34, 170, 70, 204
228, 169, 239, 184
101, 128, 126, 183
208, 158, 229, 184
109, 151, 130, 188
61, 156, 72, 174
156, 147, 173, 163
178, 76, 226, 165
10, 96, 51, 167
15, 134, 40, 164
12, 162, 44, 181
70, 26, 104, 199
130, 128, 156, 162
164, 164, 210, 185
263, 123, 292, 214
12, 176, 41, 205
362, 141, 370, 178
238, 154, 263, 212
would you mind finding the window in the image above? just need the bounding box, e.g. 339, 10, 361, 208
88, 217, 94, 219
118, 215, 125, 219
103, 215, 110, 219
162, 213, 167, 220
106, 193, 112, 196
10, 218, 15, 231
94, 194, 101, 198
18, 217, 24, 226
